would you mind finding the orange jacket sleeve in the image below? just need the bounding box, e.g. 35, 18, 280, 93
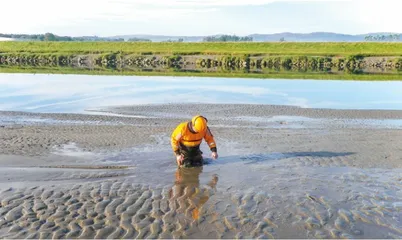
171, 123, 185, 155
204, 127, 217, 152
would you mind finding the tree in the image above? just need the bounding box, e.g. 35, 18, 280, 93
202, 35, 253, 42
365, 36, 372, 41
44, 33, 56, 41
127, 37, 151, 42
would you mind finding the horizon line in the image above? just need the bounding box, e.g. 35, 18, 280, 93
1, 31, 402, 38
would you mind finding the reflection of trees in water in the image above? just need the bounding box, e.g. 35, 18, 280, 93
1, 52, 401, 76
168, 167, 218, 220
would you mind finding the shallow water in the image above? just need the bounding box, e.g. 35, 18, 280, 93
2, 114, 402, 130
2, 141, 402, 239
1, 73, 402, 114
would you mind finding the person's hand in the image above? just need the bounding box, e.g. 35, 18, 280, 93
211, 152, 218, 160
176, 154, 184, 166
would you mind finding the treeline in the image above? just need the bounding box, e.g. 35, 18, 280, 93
365, 34, 400, 42
0, 33, 151, 42
162, 38, 184, 42
127, 38, 152, 42
203, 35, 253, 42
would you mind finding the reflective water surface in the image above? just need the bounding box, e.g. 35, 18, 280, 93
1, 73, 402, 113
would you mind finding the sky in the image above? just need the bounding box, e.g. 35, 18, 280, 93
1, 0, 401, 36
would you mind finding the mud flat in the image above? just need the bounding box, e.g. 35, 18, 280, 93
1, 103, 402, 238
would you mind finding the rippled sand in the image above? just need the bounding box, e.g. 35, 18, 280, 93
1, 168, 401, 239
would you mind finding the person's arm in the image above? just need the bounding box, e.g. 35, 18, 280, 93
204, 127, 217, 153
171, 123, 184, 156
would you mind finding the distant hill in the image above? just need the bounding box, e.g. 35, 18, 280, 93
113, 32, 402, 42
1, 32, 401, 42
249, 32, 363, 42
108, 34, 204, 42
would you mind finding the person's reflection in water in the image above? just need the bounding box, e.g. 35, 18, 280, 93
169, 166, 218, 220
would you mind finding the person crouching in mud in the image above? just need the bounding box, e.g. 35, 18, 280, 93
171, 115, 218, 168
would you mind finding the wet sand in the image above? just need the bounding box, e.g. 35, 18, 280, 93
1, 103, 402, 239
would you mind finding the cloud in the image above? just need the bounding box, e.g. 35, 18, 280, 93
1, 0, 352, 22
4, 0, 352, 9
348, 0, 402, 33
118, 0, 351, 7
1, 0, 400, 36
1, 0, 222, 32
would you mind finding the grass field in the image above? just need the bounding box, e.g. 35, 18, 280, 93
1, 42, 402, 56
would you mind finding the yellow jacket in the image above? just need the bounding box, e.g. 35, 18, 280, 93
171, 121, 217, 155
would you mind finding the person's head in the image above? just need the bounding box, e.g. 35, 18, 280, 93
191, 115, 208, 133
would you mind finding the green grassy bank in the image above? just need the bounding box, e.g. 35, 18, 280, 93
1, 42, 402, 56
